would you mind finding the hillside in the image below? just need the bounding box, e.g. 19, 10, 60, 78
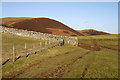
1, 17, 110, 36
0, 17, 32, 25
77, 29, 110, 36
1, 17, 84, 36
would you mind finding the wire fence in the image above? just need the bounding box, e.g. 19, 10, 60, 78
2, 39, 64, 65
1, 26, 78, 65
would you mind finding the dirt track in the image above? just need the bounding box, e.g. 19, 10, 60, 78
4, 40, 118, 78
11, 43, 113, 78
10, 48, 92, 78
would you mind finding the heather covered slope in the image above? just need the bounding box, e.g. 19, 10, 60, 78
77, 29, 110, 36
2, 17, 84, 36
0, 17, 32, 25
1, 17, 110, 36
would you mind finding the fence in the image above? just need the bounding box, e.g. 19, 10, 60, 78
1, 26, 78, 46
1, 26, 78, 65
2, 39, 64, 65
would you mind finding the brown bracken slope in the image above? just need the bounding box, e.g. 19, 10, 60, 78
2, 17, 84, 36
1, 17, 110, 36
77, 29, 109, 36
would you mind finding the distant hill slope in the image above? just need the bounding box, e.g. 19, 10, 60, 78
77, 29, 110, 36
0, 17, 32, 25
1, 17, 110, 36
1, 17, 84, 36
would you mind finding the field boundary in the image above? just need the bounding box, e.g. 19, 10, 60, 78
1, 26, 78, 46
2, 39, 64, 66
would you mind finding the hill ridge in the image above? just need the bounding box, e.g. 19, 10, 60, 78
2, 17, 84, 36
1, 17, 109, 36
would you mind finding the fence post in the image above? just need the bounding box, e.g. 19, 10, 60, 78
51, 39, 53, 48
33, 44, 35, 54
45, 41, 47, 49
49, 39, 51, 49
25, 42, 27, 55
76, 37, 78, 46
13, 43, 15, 62
59, 39, 60, 46
40, 42, 41, 52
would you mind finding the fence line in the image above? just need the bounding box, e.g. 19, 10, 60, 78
1, 26, 78, 65
1, 26, 78, 46
2, 39, 64, 65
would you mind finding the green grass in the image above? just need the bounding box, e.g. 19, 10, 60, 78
78, 34, 119, 50
2, 33, 57, 62
62, 49, 118, 78
2, 33, 118, 78
85, 49, 118, 78
2, 45, 87, 78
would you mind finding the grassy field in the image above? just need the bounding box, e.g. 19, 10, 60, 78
78, 34, 119, 50
2, 33, 58, 62
2, 33, 118, 78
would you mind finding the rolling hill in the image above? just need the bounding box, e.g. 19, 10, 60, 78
77, 29, 109, 36
1, 17, 83, 36
1, 17, 110, 36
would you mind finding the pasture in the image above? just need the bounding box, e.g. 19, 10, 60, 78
2, 33, 58, 62
2, 33, 118, 78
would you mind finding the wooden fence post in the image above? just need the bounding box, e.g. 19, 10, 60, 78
45, 41, 47, 49
33, 44, 35, 54
40, 42, 41, 52
59, 39, 60, 46
25, 42, 27, 55
49, 39, 51, 49
13, 43, 15, 62
51, 40, 53, 48
52, 41, 54, 47
76, 37, 78, 46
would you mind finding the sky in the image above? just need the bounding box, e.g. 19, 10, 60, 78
2, 2, 118, 34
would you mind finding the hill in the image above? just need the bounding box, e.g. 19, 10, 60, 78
0, 17, 32, 25
1, 17, 32, 23
77, 29, 110, 36
1, 17, 84, 36
1, 17, 110, 36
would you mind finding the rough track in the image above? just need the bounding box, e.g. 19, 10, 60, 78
12, 50, 70, 78
42, 51, 91, 78
81, 64, 90, 78
12, 40, 116, 78
12, 49, 91, 78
